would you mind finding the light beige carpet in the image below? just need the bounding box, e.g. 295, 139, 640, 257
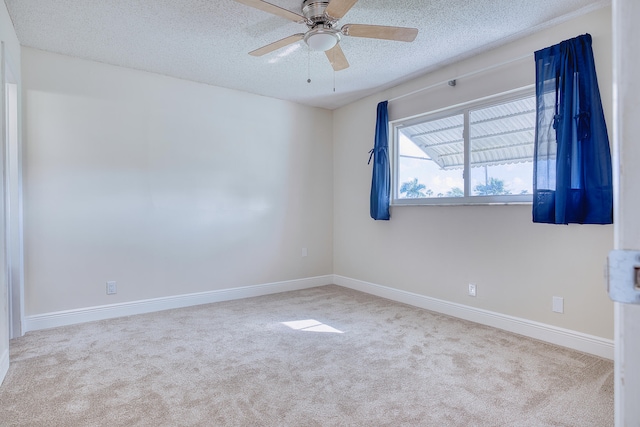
0, 285, 613, 426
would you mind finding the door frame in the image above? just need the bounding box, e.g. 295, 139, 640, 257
2, 42, 24, 340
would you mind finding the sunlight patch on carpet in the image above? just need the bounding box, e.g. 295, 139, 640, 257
281, 319, 344, 334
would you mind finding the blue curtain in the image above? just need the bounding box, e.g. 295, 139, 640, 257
533, 33, 612, 224
369, 101, 390, 220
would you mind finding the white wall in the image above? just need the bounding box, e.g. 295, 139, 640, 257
22, 48, 333, 316
333, 7, 614, 339
1, 0, 21, 384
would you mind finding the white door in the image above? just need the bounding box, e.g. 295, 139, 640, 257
612, 0, 640, 425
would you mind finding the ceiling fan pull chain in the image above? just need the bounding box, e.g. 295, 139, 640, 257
333, 49, 336, 92
333, 68, 336, 92
307, 47, 312, 83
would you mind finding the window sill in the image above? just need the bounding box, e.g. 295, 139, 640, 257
391, 196, 533, 207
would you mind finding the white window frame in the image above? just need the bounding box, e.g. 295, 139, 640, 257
391, 86, 535, 206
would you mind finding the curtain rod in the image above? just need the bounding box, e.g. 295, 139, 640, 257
388, 53, 533, 103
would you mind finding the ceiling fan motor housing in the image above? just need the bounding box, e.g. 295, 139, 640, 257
302, 0, 332, 24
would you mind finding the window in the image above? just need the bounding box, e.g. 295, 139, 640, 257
392, 89, 536, 205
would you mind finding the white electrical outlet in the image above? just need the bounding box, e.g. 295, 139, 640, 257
302, 247, 308, 257
106, 281, 117, 295
468, 283, 477, 297
552, 296, 564, 313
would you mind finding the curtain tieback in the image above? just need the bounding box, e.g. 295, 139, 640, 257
368, 148, 375, 165
552, 113, 562, 130
368, 147, 388, 164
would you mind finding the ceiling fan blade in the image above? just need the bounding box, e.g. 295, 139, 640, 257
325, 0, 359, 19
342, 24, 418, 42
234, 0, 305, 23
325, 44, 349, 71
249, 34, 305, 56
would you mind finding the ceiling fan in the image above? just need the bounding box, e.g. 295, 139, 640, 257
234, 0, 419, 71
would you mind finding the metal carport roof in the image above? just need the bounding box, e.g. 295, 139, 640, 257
399, 96, 540, 170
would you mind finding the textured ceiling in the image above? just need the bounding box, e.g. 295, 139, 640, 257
4, 0, 608, 109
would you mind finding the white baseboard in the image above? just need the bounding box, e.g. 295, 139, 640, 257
23, 274, 614, 360
333, 275, 614, 360
25, 275, 334, 332
0, 348, 9, 386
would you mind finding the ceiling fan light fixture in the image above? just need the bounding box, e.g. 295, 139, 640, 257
304, 29, 340, 51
